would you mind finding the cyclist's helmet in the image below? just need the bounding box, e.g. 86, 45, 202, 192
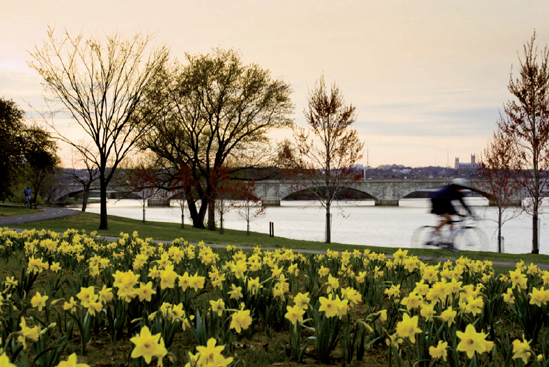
452, 178, 470, 188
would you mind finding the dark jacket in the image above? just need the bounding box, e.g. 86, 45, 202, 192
430, 184, 472, 215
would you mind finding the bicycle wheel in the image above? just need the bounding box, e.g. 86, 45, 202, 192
411, 226, 437, 248
453, 227, 487, 251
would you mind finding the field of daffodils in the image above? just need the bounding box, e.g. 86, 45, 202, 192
0, 227, 549, 366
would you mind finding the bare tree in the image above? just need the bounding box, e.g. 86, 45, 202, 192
477, 132, 522, 252
233, 180, 266, 236
126, 163, 158, 223
28, 27, 169, 229
209, 165, 238, 234
293, 75, 364, 243
68, 143, 100, 212
168, 164, 195, 229
496, 31, 549, 254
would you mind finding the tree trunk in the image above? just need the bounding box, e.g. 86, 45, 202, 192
187, 199, 205, 229
497, 209, 501, 253
326, 203, 331, 244
142, 202, 146, 223
220, 210, 224, 234
180, 202, 185, 229
99, 171, 108, 230
207, 196, 216, 231
532, 212, 539, 254
247, 221, 250, 236
81, 184, 90, 212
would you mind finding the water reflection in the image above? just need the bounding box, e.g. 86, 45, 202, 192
87, 198, 549, 255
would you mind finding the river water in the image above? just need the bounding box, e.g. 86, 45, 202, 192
87, 198, 549, 255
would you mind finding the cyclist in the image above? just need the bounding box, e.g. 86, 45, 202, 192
428, 178, 474, 249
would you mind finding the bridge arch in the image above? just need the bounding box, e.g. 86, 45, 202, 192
400, 186, 497, 205
280, 186, 379, 202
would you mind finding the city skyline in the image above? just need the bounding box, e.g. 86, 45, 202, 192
3, 1, 549, 167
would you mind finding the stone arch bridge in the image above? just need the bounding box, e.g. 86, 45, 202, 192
254, 179, 495, 206
53, 179, 503, 207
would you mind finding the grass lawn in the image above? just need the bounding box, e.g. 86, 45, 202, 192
0, 205, 44, 217
12, 210, 549, 265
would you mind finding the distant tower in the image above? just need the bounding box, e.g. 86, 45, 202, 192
471, 154, 476, 165
454, 157, 459, 170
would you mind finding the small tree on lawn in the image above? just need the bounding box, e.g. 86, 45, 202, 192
233, 180, 266, 236
169, 164, 195, 229
208, 166, 238, 234
496, 31, 549, 253
293, 75, 364, 243
68, 143, 100, 212
127, 164, 158, 223
477, 132, 522, 252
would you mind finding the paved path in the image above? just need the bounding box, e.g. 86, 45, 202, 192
0, 205, 80, 226
1, 205, 547, 270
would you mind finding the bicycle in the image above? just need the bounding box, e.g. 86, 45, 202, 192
411, 216, 487, 252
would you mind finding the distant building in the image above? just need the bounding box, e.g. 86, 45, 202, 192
454, 154, 476, 170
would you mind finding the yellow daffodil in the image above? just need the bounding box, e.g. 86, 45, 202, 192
529, 287, 549, 307
319, 294, 339, 318
396, 313, 422, 343
55, 353, 90, 367
229, 284, 243, 300
456, 324, 493, 358
0, 353, 16, 367
135, 282, 156, 302
294, 292, 310, 310
210, 299, 226, 316
429, 341, 448, 361
285, 305, 305, 325
508, 269, 527, 289
196, 338, 226, 365
230, 309, 252, 334
464, 296, 484, 316
18, 317, 39, 349
31, 292, 48, 311
130, 326, 167, 364
401, 292, 422, 310
384, 284, 401, 298
512, 336, 532, 364
439, 306, 457, 326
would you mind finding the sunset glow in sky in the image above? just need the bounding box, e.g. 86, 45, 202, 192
3, 1, 549, 167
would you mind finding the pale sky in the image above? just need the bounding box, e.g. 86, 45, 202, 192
2, 0, 549, 168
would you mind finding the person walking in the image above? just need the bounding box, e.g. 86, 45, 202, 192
24, 187, 32, 207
